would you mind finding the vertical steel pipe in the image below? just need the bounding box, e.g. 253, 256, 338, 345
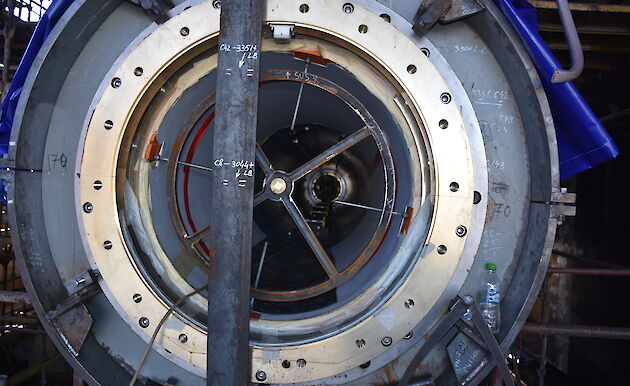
207, 1, 263, 384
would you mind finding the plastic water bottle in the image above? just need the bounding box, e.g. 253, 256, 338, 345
480, 263, 501, 334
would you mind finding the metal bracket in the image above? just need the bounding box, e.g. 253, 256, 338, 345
64, 269, 100, 296
126, 0, 175, 23
45, 269, 101, 356
399, 296, 515, 386
413, 0, 485, 35
270, 23, 294, 44
550, 187, 577, 224
442, 0, 485, 24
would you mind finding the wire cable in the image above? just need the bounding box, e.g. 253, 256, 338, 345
129, 287, 205, 386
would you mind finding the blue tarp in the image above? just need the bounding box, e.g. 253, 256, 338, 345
494, 0, 619, 179
0, 0, 74, 155
0, 0, 619, 181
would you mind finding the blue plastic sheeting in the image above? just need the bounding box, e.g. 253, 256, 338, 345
0, 0, 75, 155
0, 0, 619, 180
493, 0, 619, 179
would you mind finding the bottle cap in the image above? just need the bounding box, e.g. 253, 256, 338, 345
486, 263, 497, 270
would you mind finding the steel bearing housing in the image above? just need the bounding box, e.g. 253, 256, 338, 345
9, 0, 559, 384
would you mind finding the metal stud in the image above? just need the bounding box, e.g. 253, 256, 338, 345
255, 370, 267, 382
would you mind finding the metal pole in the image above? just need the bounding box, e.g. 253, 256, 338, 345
522, 323, 630, 340
0, 290, 31, 304
547, 267, 630, 276
1, 0, 15, 101
207, 1, 263, 385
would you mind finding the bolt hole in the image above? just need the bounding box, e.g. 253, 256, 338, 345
473, 191, 482, 204
440, 92, 452, 104
439, 119, 449, 129
450, 182, 459, 192
282, 360, 291, 368
380, 13, 391, 22
93, 180, 103, 190
133, 293, 142, 303
297, 358, 307, 367
407, 64, 417, 74
134, 67, 143, 77
360, 361, 371, 369
356, 339, 366, 348
180, 27, 190, 36
404, 298, 415, 309
358, 24, 368, 34
111, 77, 122, 88
421, 47, 430, 57
299, 4, 309, 13
437, 245, 447, 255
103, 240, 112, 250
343, 3, 354, 13
178, 334, 188, 344
104, 120, 113, 130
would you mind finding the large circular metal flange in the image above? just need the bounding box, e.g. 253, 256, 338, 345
76, 0, 486, 383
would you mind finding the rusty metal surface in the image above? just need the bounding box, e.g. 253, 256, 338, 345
547, 267, 630, 276
51, 303, 93, 356
522, 323, 630, 340
0, 290, 30, 304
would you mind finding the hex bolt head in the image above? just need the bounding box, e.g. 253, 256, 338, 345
463, 311, 473, 321
255, 370, 267, 382
456, 225, 467, 237
343, 3, 354, 13
381, 336, 393, 347
462, 295, 474, 305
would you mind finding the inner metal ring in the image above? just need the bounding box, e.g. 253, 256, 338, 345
166, 70, 396, 303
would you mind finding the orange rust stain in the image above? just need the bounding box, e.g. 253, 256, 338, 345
486, 201, 496, 224
291, 49, 334, 66
249, 311, 261, 321
400, 207, 414, 234
383, 365, 397, 383
144, 131, 161, 161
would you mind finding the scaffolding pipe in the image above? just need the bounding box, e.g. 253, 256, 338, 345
522, 323, 630, 339
0, 291, 31, 304
547, 267, 630, 276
